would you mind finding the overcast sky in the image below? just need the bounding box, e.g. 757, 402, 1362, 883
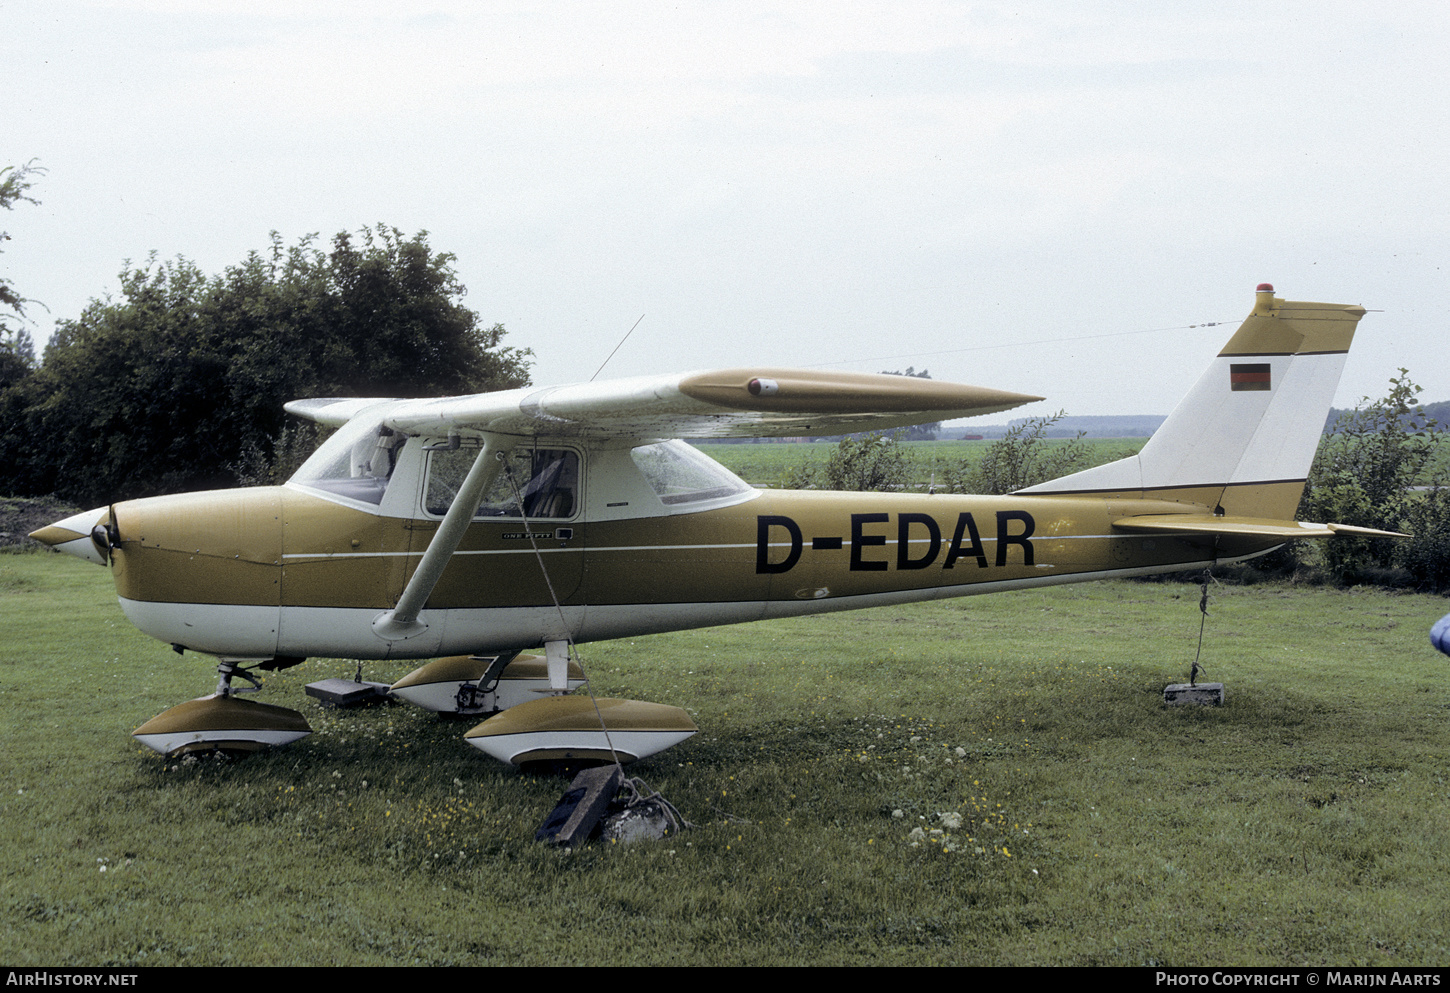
5, 1, 1446, 420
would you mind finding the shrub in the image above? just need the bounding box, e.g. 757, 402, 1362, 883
1399, 487, 1450, 592
1297, 370, 1441, 584
778, 432, 914, 491
957, 411, 1091, 495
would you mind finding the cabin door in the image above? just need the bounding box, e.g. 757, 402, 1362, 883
414, 444, 585, 611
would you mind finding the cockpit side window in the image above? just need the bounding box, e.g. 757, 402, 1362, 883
289, 415, 400, 506
426, 446, 579, 519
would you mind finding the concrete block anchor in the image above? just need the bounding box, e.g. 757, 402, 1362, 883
537, 765, 624, 847
1164, 682, 1225, 706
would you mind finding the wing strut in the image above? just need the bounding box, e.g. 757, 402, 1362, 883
372, 433, 507, 642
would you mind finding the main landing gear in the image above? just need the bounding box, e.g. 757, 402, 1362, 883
390, 646, 697, 767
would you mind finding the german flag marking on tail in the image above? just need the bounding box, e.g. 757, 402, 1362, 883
1230, 363, 1271, 391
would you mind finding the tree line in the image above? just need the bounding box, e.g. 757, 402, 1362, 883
1, 222, 531, 505
1, 161, 45, 391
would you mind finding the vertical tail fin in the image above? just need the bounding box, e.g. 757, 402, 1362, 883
1019, 284, 1366, 520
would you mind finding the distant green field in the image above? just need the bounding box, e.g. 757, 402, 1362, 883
694, 438, 1146, 488
4, 554, 1449, 966
698, 434, 1450, 490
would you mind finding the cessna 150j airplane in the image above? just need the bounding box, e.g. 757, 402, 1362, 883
33, 284, 1399, 765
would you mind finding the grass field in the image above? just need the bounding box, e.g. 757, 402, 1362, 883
3, 553, 1449, 966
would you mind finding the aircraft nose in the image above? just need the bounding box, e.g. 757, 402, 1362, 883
29, 506, 113, 565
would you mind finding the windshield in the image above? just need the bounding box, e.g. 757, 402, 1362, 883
289, 414, 400, 505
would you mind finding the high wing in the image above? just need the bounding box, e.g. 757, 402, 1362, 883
285, 368, 1042, 440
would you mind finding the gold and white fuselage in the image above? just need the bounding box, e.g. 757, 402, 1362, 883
99, 475, 1293, 661
101, 479, 1277, 663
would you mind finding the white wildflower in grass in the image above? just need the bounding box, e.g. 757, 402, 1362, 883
891, 809, 904, 819
940, 811, 963, 830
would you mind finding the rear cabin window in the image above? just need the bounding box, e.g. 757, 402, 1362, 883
629, 440, 753, 506
426, 446, 579, 519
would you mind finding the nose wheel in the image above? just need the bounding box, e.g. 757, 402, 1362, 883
215, 659, 264, 698
132, 657, 312, 758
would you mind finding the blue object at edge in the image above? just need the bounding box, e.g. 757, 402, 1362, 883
1431, 613, 1450, 656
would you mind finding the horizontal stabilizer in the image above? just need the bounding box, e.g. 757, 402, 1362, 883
1112, 514, 1408, 540
1325, 522, 1412, 538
